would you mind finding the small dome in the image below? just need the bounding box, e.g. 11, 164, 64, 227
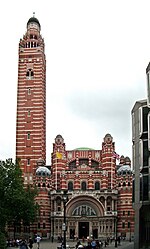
27, 16, 41, 29
117, 165, 132, 175
36, 166, 51, 177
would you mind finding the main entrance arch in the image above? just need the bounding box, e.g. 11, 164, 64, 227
66, 195, 104, 239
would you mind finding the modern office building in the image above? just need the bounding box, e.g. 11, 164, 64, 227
13, 16, 134, 242
132, 63, 150, 249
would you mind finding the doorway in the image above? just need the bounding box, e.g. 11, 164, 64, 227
93, 228, 98, 239
78, 222, 89, 239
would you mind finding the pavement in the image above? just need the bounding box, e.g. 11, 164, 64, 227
9, 240, 134, 249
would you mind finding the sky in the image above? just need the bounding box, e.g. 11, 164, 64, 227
0, 0, 150, 165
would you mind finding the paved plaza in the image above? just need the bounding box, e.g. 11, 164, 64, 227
10, 240, 134, 249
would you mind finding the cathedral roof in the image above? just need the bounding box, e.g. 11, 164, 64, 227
36, 166, 51, 177
27, 16, 41, 28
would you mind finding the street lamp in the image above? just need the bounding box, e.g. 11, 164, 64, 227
115, 216, 118, 247
62, 190, 68, 249
129, 224, 131, 242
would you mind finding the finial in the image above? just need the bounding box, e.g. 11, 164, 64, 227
33, 12, 35, 17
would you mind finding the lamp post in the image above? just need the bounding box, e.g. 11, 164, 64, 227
62, 190, 68, 249
115, 216, 118, 247
129, 224, 131, 242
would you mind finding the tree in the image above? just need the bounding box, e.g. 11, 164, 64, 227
0, 159, 38, 248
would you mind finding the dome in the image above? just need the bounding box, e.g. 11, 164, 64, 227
74, 147, 94, 151
117, 165, 132, 175
36, 166, 51, 177
27, 16, 41, 29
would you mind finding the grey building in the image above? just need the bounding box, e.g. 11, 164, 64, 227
132, 63, 150, 249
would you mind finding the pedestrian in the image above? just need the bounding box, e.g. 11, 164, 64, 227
91, 238, 96, 249
19, 239, 28, 249
36, 235, 41, 249
28, 237, 34, 249
51, 235, 54, 243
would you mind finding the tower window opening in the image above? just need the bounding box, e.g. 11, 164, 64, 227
28, 88, 31, 95
27, 159, 30, 165
27, 132, 30, 139
26, 69, 34, 80
28, 110, 31, 116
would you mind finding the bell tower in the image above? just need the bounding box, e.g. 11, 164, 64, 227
16, 14, 46, 182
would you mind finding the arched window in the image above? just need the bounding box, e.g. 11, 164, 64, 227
81, 181, 86, 190
42, 183, 46, 187
56, 197, 61, 211
72, 205, 97, 216
68, 181, 73, 191
99, 196, 105, 206
69, 160, 76, 170
107, 196, 112, 211
95, 181, 100, 190
26, 69, 34, 79
28, 88, 31, 95
27, 132, 30, 139
123, 182, 126, 187
28, 110, 31, 116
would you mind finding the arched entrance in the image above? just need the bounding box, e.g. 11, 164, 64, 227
66, 195, 104, 240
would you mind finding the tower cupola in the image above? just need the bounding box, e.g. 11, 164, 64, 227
27, 13, 41, 31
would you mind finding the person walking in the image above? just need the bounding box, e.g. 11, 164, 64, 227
19, 239, 28, 249
36, 235, 41, 249
28, 237, 34, 249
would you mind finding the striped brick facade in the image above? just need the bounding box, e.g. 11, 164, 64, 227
34, 134, 134, 242
14, 17, 134, 242
16, 16, 46, 184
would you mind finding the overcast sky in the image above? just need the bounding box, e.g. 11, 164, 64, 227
0, 1, 149, 165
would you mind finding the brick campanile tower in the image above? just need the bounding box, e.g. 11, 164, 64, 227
16, 15, 46, 182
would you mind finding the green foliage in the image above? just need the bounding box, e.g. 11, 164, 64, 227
0, 232, 6, 249
0, 159, 38, 242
